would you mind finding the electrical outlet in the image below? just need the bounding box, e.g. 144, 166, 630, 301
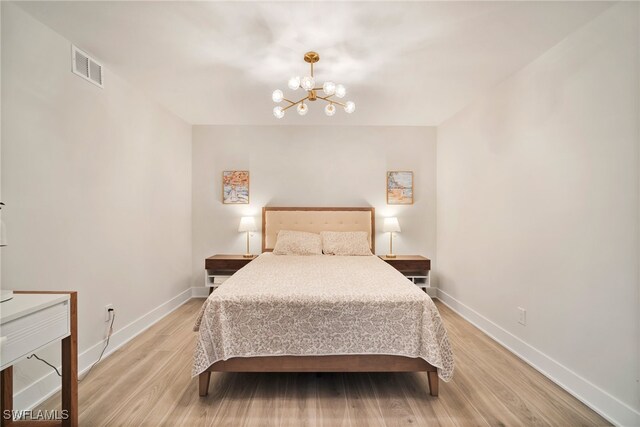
105, 304, 114, 322
518, 307, 526, 326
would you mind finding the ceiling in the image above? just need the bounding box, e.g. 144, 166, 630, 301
16, 1, 611, 126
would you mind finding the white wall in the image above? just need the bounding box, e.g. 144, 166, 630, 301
1, 2, 192, 407
192, 125, 436, 287
436, 3, 639, 425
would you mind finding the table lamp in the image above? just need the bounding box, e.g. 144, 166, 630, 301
382, 217, 401, 258
238, 216, 257, 258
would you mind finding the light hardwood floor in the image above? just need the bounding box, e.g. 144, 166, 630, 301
38, 298, 610, 426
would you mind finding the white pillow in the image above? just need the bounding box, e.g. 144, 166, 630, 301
272, 230, 322, 255
321, 231, 372, 256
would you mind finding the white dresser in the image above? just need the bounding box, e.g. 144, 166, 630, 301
0, 293, 70, 371
0, 291, 78, 427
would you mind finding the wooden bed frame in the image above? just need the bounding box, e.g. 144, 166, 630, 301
198, 207, 439, 397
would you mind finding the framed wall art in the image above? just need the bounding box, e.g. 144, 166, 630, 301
387, 171, 413, 205
222, 171, 249, 204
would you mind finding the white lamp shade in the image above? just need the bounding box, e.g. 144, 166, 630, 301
238, 216, 257, 232
382, 217, 401, 233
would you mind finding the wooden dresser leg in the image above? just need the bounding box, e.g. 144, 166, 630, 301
62, 292, 78, 427
427, 371, 439, 397
199, 372, 211, 397
1, 367, 13, 426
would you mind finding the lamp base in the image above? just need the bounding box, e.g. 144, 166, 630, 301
386, 254, 397, 258
243, 254, 253, 258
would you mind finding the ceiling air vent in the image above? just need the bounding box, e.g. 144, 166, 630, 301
72, 45, 103, 88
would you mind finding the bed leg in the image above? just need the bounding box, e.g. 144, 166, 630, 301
427, 371, 439, 397
199, 371, 211, 397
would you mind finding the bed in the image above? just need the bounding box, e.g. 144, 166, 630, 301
193, 207, 454, 398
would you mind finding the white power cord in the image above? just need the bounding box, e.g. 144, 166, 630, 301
29, 309, 115, 383
80, 309, 115, 382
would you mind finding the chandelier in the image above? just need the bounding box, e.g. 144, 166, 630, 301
272, 51, 355, 118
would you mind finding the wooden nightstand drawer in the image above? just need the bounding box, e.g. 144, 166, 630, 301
379, 256, 430, 272
205, 255, 256, 270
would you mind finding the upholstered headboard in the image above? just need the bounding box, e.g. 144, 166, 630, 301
262, 207, 375, 253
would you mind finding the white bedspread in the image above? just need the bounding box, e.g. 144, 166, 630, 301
192, 253, 454, 381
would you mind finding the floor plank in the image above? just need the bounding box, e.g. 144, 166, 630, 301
36, 298, 611, 426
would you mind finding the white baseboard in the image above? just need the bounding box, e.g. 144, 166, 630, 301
436, 288, 640, 427
14, 287, 195, 411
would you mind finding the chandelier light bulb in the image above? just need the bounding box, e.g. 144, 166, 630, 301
297, 103, 308, 116
335, 84, 346, 98
344, 101, 355, 114
273, 106, 285, 119
324, 103, 336, 116
288, 76, 300, 90
322, 81, 336, 96
272, 89, 283, 103
301, 76, 315, 91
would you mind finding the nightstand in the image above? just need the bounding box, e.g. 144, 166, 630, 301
205, 254, 256, 294
379, 255, 431, 291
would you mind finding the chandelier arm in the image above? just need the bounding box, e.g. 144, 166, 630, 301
282, 98, 296, 105
282, 96, 309, 112
310, 62, 314, 78
317, 95, 346, 108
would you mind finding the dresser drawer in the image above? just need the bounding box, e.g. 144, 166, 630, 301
0, 300, 70, 370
